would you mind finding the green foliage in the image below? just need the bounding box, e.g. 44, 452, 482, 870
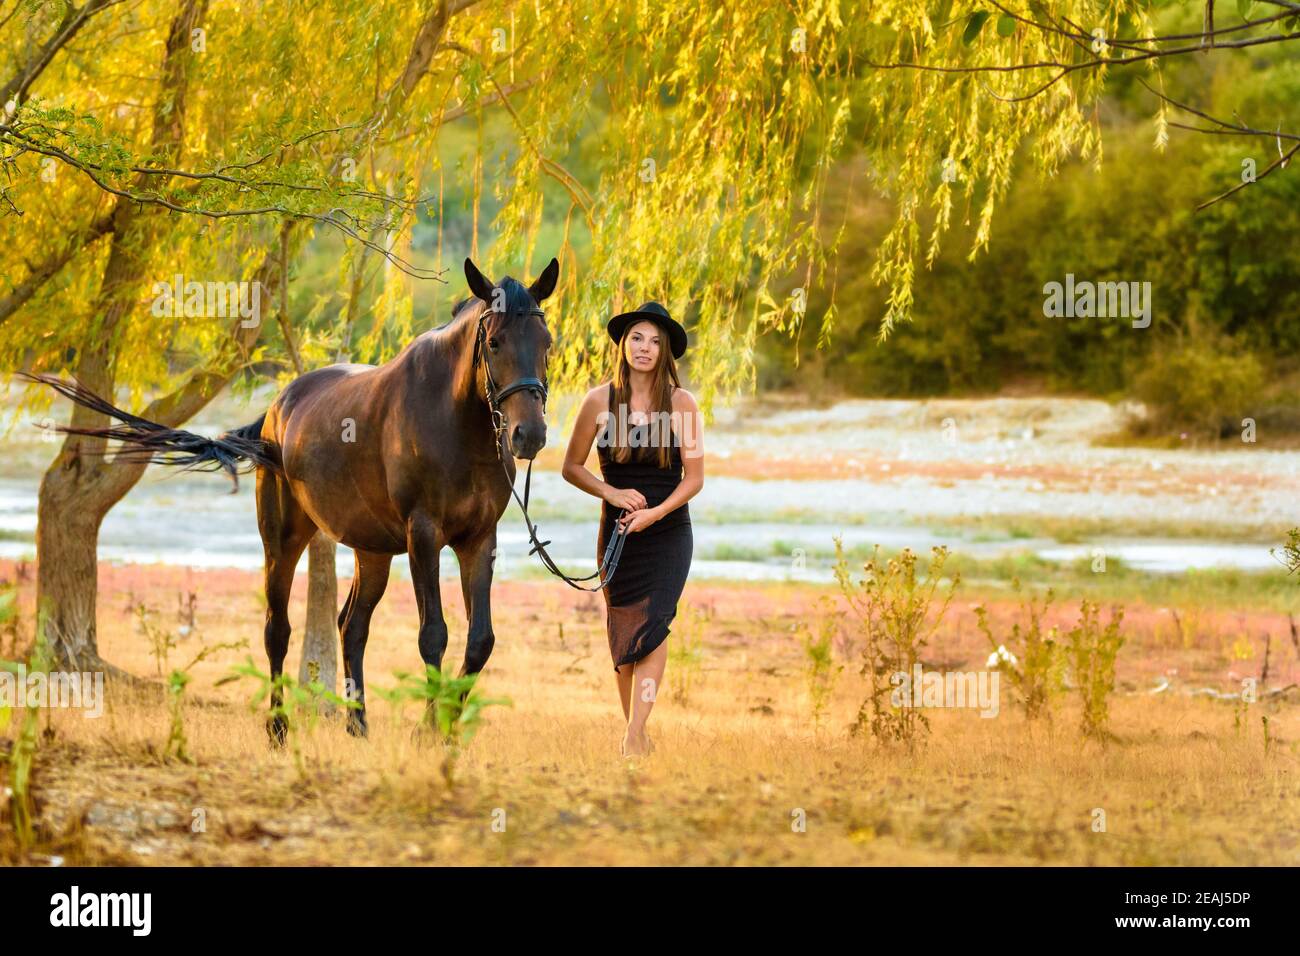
1232, 693, 1248, 736
130, 593, 242, 762
759, 15, 1300, 402
217, 656, 357, 777
134, 600, 180, 678
963, 12, 991, 44
666, 604, 709, 708
1278, 529, 1300, 578
163, 633, 247, 764
975, 583, 1063, 721
6, 2, 1300, 420
165, 669, 192, 764
2, 0, 884, 426
798, 594, 844, 730
374, 665, 511, 788
765, 121, 1300, 399
2, 1, 421, 398
0, 614, 52, 852
833, 541, 957, 749
1066, 600, 1125, 741
376, 665, 510, 744
1133, 336, 1266, 437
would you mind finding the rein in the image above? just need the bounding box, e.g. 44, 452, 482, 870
473, 304, 629, 591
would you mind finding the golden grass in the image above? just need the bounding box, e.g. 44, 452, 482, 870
3, 563, 1298, 866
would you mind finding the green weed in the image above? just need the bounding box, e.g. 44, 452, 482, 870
833, 541, 957, 749
798, 594, 844, 730
1066, 600, 1125, 741
667, 603, 709, 707
217, 657, 358, 779
374, 665, 512, 788
975, 582, 1063, 721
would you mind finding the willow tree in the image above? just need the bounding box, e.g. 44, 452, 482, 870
2, 0, 877, 674
848, 1, 1300, 337
1, 0, 479, 672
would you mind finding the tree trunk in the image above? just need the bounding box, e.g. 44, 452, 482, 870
35, 462, 117, 672
298, 534, 339, 708
32, 0, 210, 674
34, 323, 155, 672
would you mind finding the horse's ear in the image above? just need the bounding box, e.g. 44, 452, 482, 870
464, 257, 496, 304
529, 257, 560, 303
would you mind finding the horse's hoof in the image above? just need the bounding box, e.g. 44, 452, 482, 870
267, 715, 288, 747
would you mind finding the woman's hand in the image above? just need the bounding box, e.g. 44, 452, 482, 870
604, 486, 647, 512
618, 506, 662, 534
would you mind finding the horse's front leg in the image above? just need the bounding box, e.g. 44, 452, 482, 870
454, 530, 497, 681
407, 513, 449, 720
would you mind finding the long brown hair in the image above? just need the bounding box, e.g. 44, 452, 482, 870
610, 320, 682, 468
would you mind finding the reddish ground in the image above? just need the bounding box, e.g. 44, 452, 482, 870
1, 558, 1294, 696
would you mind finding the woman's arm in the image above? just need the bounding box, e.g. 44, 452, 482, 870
620, 388, 704, 533
561, 386, 648, 512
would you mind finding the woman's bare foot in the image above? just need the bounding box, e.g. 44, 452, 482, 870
622, 727, 651, 756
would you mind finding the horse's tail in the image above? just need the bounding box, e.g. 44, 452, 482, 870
17, 372, 281, 489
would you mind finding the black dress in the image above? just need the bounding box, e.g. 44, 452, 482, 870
596, 383, 693, 671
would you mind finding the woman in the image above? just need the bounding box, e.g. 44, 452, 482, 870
562, 301, 704, 758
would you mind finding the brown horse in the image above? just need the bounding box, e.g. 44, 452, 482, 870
25, 256, 558, 739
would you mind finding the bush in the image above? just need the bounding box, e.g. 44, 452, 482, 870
1133, 337, 1265, 437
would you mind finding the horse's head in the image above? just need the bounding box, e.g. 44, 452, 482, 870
464, 255, 558, 460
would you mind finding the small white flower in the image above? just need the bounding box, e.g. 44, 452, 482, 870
986, 645, 1018, 668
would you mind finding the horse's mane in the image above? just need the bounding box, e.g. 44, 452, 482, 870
440, 277, 535, 330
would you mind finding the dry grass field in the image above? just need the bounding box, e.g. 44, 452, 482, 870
2, 557, 1297, 866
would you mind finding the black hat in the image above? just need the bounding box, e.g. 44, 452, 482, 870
606, 301, 687, 359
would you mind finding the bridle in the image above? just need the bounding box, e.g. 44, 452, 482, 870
472, 304, 629, 591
